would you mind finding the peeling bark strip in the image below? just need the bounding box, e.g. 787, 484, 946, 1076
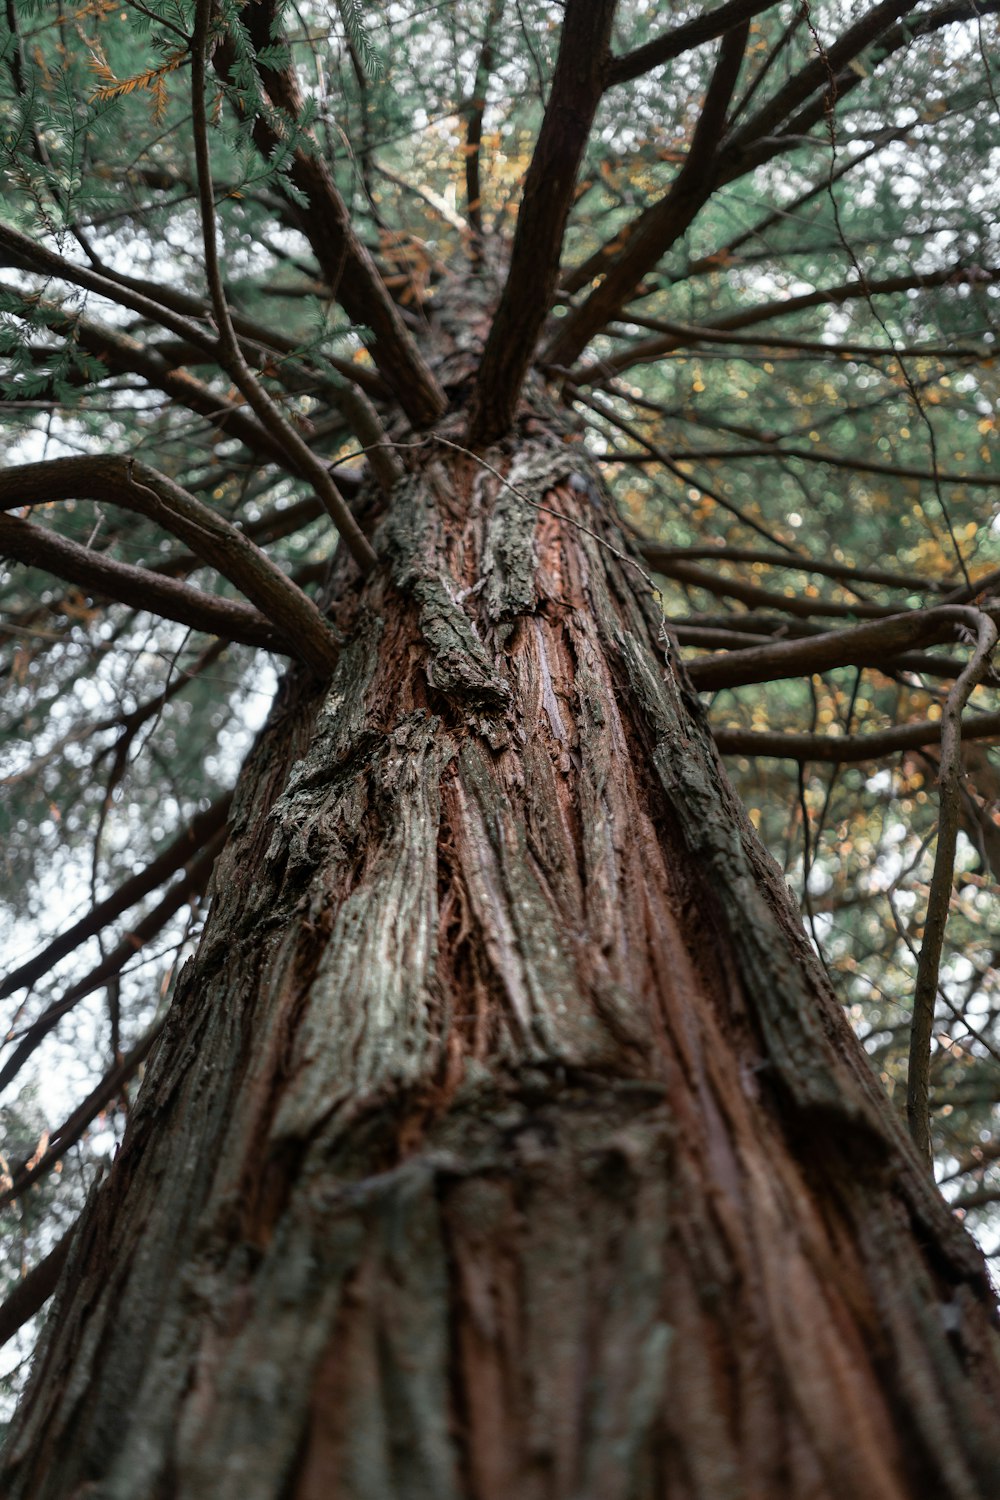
6, 440, 1000, 1499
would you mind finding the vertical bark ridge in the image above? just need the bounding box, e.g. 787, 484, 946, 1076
6, 439, 1000, 1500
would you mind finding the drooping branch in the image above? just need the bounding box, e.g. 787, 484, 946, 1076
542, 23, 750, 373
467, 0, 619, 447
0, 793, 233, 1001
0, 457, 341, 675
0, 515, 295, 656
713, 710, 1000, 761
686, 602, 1000, 690
907, 610, 999, 1160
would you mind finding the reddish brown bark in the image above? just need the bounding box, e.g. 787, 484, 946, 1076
4, 435, 1000, 1499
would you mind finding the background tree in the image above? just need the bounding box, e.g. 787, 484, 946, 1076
1, 0, 999, 1493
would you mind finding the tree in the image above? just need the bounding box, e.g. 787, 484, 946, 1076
1, 0, 999, 1493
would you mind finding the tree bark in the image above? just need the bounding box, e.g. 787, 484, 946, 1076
5, 427, 1000, 1500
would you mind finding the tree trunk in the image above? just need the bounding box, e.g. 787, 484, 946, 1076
5, 428, 1000, 1500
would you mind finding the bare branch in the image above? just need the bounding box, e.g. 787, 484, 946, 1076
0, 793, 233, 1002
607, 0, 773, 87
672, 615, 992, 685
564, 4, 993, 313
0, 515, 293, 655
468, 0, 619, 447
723, 0, 921, 163
0, 1226, 73, 1349
674, 129, 911, 283
713, 710, 1000, 762
21, 301, 310, 471
0, 457, 340, 675
574, 384, 798, 552
191, 0, 378, 575
0, 1022, 164, 1211
648, 555, 900, 621
0, 837, 221, 1096
907, 609, 998, 1160
573, 265, 1000, 381
724, 0, 1000, 178
602, 315, 991, 365
0, 221, 219, 354
617, 441, 1000, 491
214, 0, 445, 428
109, 270, 387, 398
465, 0, 505, 254
639, 541, 957, 595
542, 23, 750, 372
686, 602, 1000, 691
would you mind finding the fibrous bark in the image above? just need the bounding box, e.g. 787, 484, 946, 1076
5, 427, 1000, 1500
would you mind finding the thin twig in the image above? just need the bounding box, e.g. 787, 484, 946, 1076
906, 608, 998, 1160
190, 0, 377, 574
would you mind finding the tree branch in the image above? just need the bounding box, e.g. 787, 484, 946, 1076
722, 0, 920, 164
465, 0, 504, 255
0, 1022, 164, 1211
0, 837, 221, 1095
713, 709, 1000, 762
617, 441, 1000, 491
573, 265, 999, 381
724, 0, 1000, 179
907, 609, 999, 1160
0, 515, 293, 656
639, 540, 956, 595
0, 793, 233, 1001
468, 0, 619, 447
0, 457, 340, 675
648, 555, 900, 621
606, 0, 773, 87
214, 0, 445, 428
0, 1226, 72, 1349
686, 602, 1000, 690
191, 0, 378, 575
542, 22, 750, 372
603, 315, 991, 365
20, 301, 310, 471
0, 220, 220, 355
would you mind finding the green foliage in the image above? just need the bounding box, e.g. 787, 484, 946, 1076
337, 0, 384, 79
